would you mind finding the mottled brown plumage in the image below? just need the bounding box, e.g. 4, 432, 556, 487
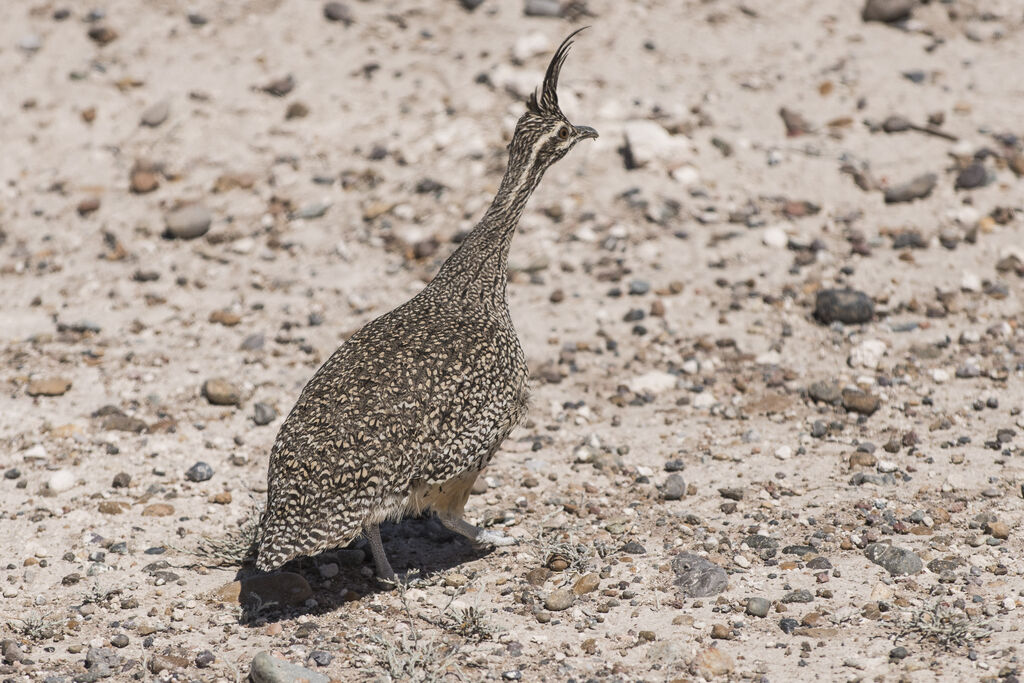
256, 28, 597, 580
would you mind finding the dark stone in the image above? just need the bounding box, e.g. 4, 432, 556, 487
865, 543, 922, 575
672, 553, 728, 598
185, 462, 213, 482
308, 650, 333, 667
662, 473, 685, 501
862, 0, 915, 23
814, 289, 874, 324
955, 162, 987, 190
779, 617, 799, 634
195, 650, 215, 668
621, 541, 646, 555
323, 2, 353, 24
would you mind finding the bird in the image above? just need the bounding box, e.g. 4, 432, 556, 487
255, 28, 598, 582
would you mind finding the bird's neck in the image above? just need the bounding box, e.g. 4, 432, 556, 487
429, 151, 547, 310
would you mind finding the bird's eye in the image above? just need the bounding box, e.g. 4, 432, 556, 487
557, 126, 569, 140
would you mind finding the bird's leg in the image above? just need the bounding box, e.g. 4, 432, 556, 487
365, 524, 396, 583
439, 515, 516, 547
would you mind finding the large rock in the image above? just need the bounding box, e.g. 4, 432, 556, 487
27, 377, 72, 396
622, 120, 695, 170
249, 651, 329, 683
672, 553, 728, 598
202, 378, 242, 406
213, 572, 312, 607
865, 543, 922, 576
813, 289, 874, 324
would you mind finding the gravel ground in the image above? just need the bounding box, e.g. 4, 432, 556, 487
2, 0, 1023, 681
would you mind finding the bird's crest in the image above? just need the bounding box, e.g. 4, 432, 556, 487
526, 27, 588, 117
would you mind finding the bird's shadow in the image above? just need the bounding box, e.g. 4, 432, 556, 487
233, 514, 495, 625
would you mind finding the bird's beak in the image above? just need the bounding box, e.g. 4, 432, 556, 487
576, 125, 599, 140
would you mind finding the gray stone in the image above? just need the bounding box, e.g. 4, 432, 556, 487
883, 173, 937, 204
253, 402, 277, 426
544, 588, 575, 611
185, 461, 213, 482
814, 289, 874, 324
523, 0, 561, 17
662, 473, 685, 501
2, 638, 22, 664
862, 0, 916, 23
165, 205, 212, 239
746, 597, 771, 617
672, 553, 728, 598
240, 334, 265, 351
808, 380, 842, 404
865, 543, 922, 576
249, 651, 329, 683
955, 163, 988, 190
140, 99, 170, 127
781, 589, 814, 603
322, 1, 353, 24
84, 647, 120, 678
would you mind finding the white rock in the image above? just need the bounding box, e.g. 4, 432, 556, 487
627, 370, 677, 395
670, 165, 700, 186
681, 359, 700, 375
959, 329, 981, 344
692, 392, 716, 408
954, 205, 980, 227
48, 469, 75, 493
512, 32, 551, 62
876, 460, 898, 473
870, 582, 893, 601
756, 350, 782, 365
23, 444, 48, 460
931, 368, 950, 383
622, 120, 694, 169
733, 554, 751, 569
490, 64, 541, 100
774, 445, 792, 460
848, 339, 887, 369
762, 226, 788, 249
960, 271, 981, 292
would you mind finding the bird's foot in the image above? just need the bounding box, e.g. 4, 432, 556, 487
473, 528, 517, 547
376, 568, 425, 590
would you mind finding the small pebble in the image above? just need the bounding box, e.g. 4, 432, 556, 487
746, 597, 771, 618
254, 402, 277, 426
185, 462, 214, 483
165, 205, 213, 239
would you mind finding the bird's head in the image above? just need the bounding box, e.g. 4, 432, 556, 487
509, 28, 598, 174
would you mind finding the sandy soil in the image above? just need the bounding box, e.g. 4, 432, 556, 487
1, 0, 1024, 681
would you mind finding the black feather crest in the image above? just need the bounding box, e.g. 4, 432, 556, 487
526, 26, 588, 116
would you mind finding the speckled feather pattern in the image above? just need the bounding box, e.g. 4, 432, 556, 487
256, 29, 594, 572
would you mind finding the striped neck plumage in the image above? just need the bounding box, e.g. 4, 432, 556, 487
429, 145, 547, 307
